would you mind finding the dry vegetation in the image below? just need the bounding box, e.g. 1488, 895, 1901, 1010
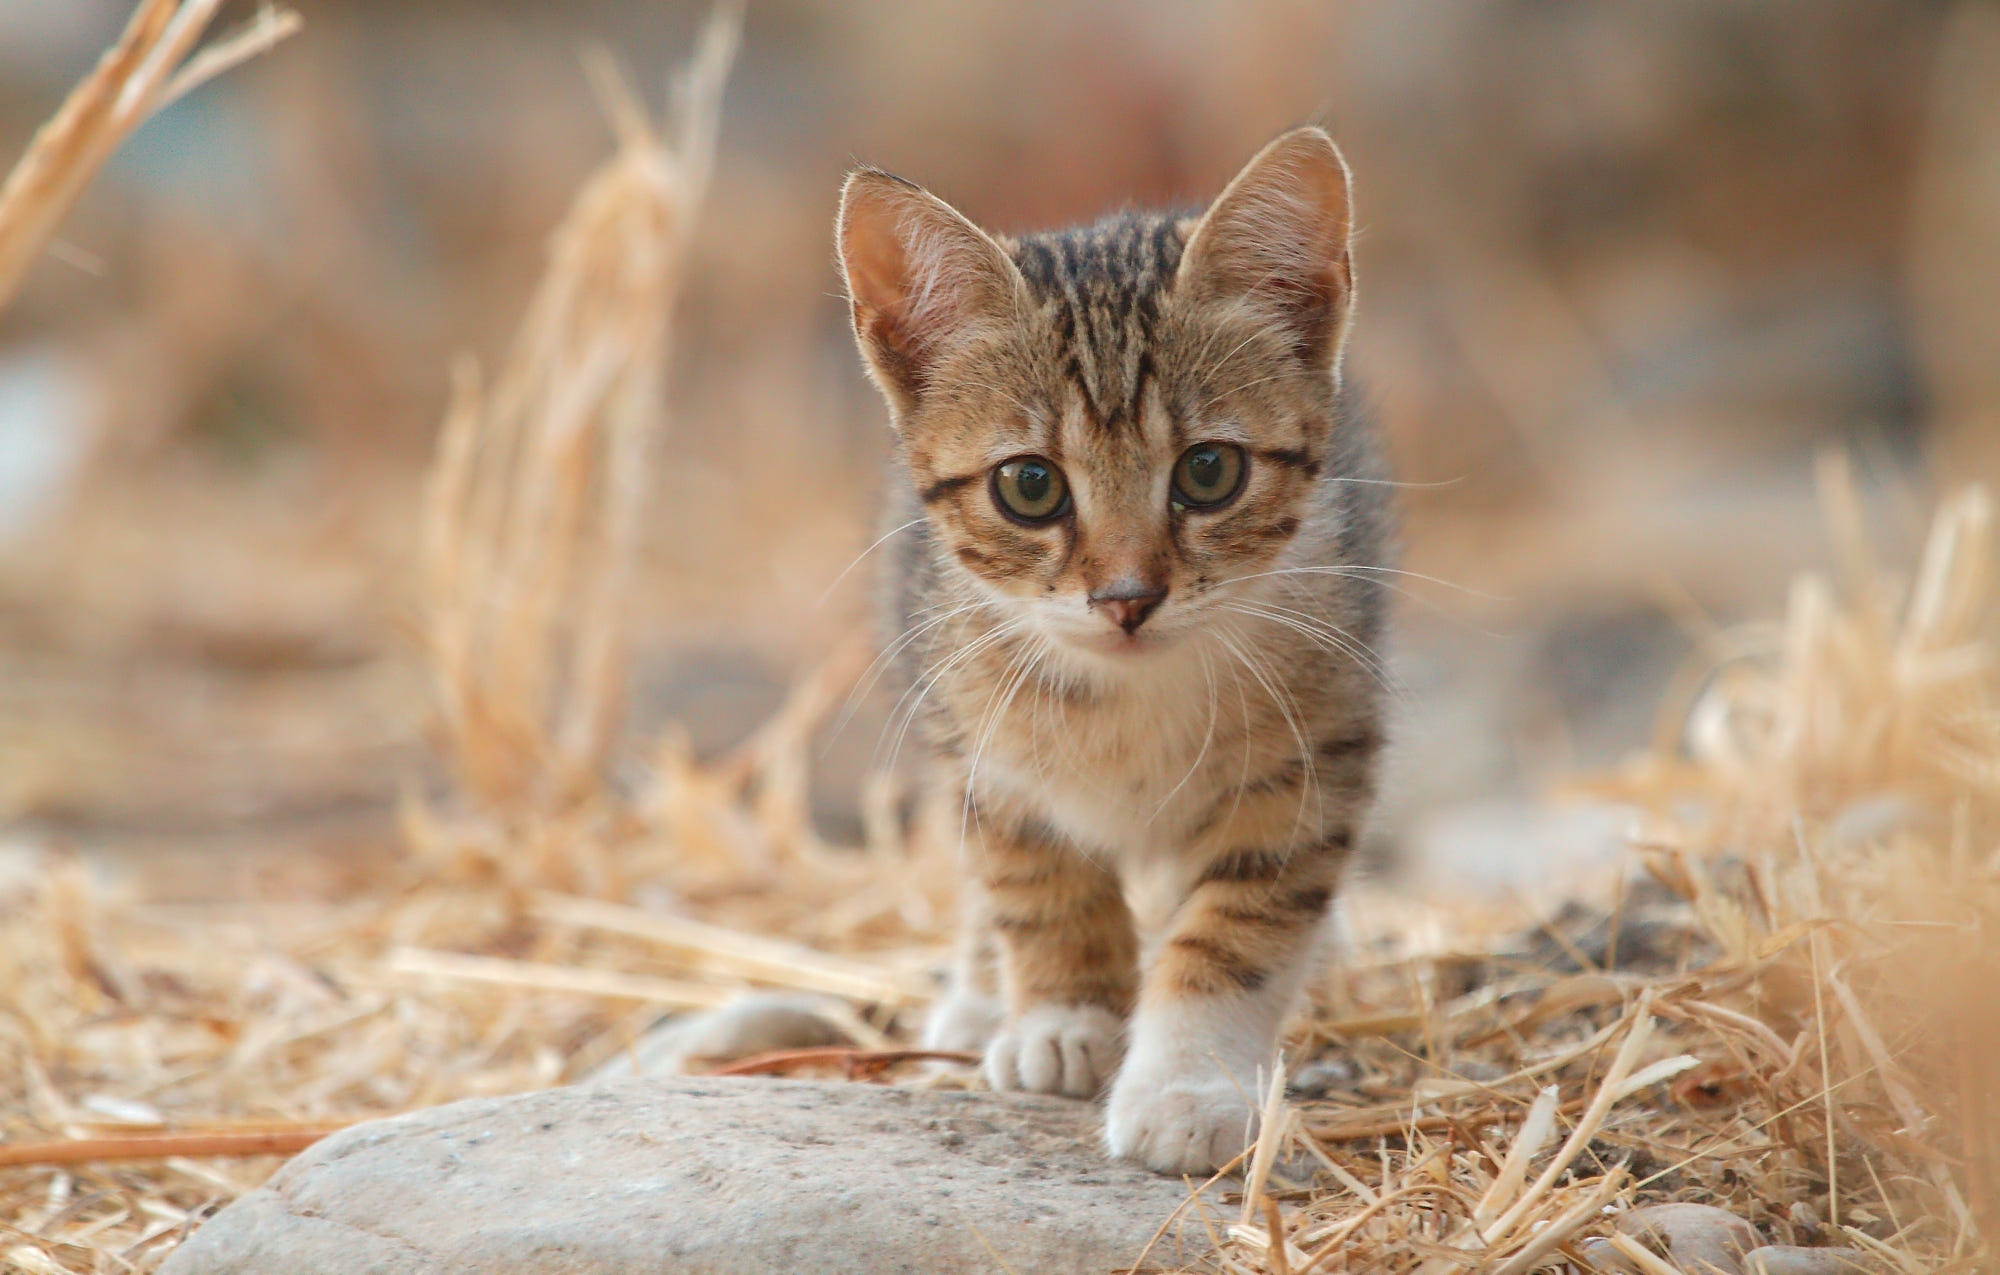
0, 4, 1995, 1274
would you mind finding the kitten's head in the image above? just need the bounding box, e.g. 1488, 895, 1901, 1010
838, 128, 1356, 664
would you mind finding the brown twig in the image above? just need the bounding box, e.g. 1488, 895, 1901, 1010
704, 1047, 979, 1079
0, 1126, 347, 1169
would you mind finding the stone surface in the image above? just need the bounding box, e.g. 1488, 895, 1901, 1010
159, 1077, 1216, 1275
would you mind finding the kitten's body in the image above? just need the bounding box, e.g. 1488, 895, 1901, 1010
842, 131, 1389, 1174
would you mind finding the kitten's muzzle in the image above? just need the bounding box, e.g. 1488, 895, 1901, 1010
1088, 580, 1168, 635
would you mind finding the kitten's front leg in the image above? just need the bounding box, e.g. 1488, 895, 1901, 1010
970, 799, 1139, 1099
1106, 825, 1356, 1174
1109, 724, 1378, 1174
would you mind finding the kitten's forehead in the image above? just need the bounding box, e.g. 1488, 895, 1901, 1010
1006, 213, 1193, 447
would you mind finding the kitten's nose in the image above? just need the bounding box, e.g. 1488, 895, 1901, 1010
1088, 580, 1168, 634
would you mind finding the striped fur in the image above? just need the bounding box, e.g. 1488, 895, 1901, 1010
839, 128, 1389, 1175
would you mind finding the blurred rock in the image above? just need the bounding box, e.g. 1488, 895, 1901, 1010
1743, 1246, 1873, 1275
158, 1078, 1211, 1275
583, 992, 855, 1083
1395, 799, 1638, 899
1287, 1055, 1362, 1098
0, 345, 98, 544
1614, 1202, 1761, 1275
1514, 893, 1715, 975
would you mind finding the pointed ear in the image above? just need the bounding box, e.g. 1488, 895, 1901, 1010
1177, 127, 1355, 375
837, 169, 1023, 418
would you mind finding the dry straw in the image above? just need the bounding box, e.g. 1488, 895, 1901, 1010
0, 0, 300, 310
419, 10, 736, 854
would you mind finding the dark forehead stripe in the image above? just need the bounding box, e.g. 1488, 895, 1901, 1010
1009, 213, 1188, 435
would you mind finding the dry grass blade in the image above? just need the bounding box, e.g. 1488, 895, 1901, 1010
530, 891, 930, 1004
1470, 1085, 1558, 1228
0, 0, 300, 308
379, 947, 741, 1011
419, 7, 738, 833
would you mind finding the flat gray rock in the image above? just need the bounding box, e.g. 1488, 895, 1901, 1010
160, 1077, 1218, 1274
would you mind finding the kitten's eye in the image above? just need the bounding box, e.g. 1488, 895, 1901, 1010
991, 456, 1070, 524
1172, 442, 1246, 510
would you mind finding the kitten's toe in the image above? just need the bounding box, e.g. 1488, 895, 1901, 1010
983, 1004, 1123, 1098
1105, 1073, 1260, 1176
922, 988, 1005, 1053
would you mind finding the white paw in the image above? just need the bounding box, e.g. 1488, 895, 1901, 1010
1105, 1003, 1274, 1174
1105, 1071, 1260, 1175
922, 987, 1005, 1053
983, 1004, 1124, 1098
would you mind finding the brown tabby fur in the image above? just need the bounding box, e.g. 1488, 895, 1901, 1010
838, 128, 1389, 1174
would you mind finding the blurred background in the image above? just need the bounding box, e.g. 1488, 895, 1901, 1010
0, 0, 1992, 902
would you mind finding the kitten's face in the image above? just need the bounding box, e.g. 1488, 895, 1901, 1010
840, 130, 1355, 666
896, 296, 1332, 659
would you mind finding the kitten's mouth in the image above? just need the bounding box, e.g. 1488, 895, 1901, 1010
1077, 625, 1166, 656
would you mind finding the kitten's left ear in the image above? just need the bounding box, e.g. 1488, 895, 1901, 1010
1178, 127, 1356, 376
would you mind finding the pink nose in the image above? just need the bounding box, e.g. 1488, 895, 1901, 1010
1089, 582, 1167, 634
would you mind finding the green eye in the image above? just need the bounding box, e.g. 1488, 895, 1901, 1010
1172, 442, 1246, 509
992, 456, 1070, 523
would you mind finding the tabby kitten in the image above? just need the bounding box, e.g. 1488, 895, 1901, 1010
837, 127, 1388, 1175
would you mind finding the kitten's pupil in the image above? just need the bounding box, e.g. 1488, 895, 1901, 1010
1173, 442, 1246, 509
1016, 462, 1051, 504
993, 456, 1068, 523
1185, 449, 1225, 491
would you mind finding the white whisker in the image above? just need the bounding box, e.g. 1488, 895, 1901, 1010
817, 517, 924, 606
1225, 598, 1404, 705
1228, 562, 1501, 603
829, 599, 983, 748
1148, 641, 1219, 826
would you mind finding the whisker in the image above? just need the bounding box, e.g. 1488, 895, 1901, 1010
876, 616, 1022, 772
1218, 624, 1322, 841
1229, 563, 1503, 603
1149, 641, 1219, 827
958, 629, 1045, 850
1198, 368, 1308, 414
828, 599, 983, 748
1232, 597, 1401, 697
1323, 474, 1468, 490
1224, 600, 1406, 705
1210, 624, 1259, 839
817, 518, 924, 606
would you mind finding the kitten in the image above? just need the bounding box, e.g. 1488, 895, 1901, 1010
837, 127, 1389, 1175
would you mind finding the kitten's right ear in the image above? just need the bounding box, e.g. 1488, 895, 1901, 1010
838, 169, 1022, 418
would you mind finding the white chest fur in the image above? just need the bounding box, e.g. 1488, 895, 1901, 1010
963, 635, 1277, 864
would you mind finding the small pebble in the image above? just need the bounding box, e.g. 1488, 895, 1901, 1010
1785, 1200, 1823, 1244
1614, 1202, 1760, 1275
1287, 1056, 1360, 1096
1741, 1246, 1872, 1275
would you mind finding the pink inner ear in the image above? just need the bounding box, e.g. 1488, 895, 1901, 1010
839, 175, 1021, 404
840, 184, 919, 328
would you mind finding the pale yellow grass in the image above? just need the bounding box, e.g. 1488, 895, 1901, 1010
0, 0, 299, 310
